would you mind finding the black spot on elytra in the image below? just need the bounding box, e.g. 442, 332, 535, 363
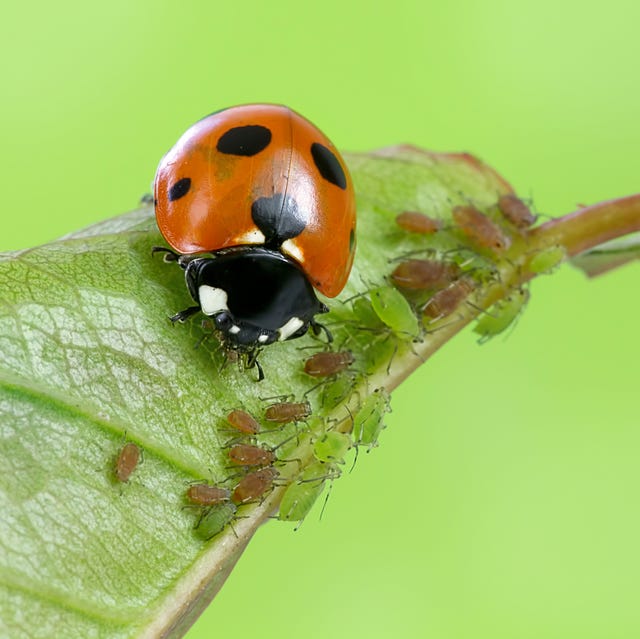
251, 193, 306, 248
217, 125, 272, 156
168, 177, 191, 202
310, 142, 347, 190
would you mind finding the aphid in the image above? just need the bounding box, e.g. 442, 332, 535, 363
352, 388, 391, 450
452, 204, 511, 253
185, 483, 231, 506
422, 277, 475, 320
321, 374, 358, 409
264, 401, 311, 424
194, 502, 237, 540
395, 211, 442, 234
497, 194, 537, 229
528, 245, 566, 274
351, 297, 384, 328
369, 286, 419, 337
473, 288, 530, 342
228, 428, 300, 467
114, 442, 140, 483
228, 444, 276, 467
278, 461, 339, 525
313, 431, 352, 464
390, 259, 460, 291
304, 351, 355, 378
226, 409, 261, 436
232, 467, 279, 505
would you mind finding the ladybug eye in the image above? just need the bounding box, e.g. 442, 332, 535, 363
168, 177, 192, 202
217, 125, 272, 156
310, 142, 347, 190
215, 312, 232, 328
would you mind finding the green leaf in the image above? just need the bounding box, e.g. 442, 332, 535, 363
570, 232, 640, 277
0, 146, 563, 638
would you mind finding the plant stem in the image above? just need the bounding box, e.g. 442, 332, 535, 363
531, 194, 640, 256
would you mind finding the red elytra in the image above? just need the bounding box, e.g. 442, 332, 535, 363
154, 104, 356, 298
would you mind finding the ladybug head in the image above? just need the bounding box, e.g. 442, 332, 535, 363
181, 247, 327, 350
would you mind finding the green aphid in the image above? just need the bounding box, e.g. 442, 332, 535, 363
321, 375, 356, 408
474, 288, 530, 343
352, 388, 391, 449
314, 431, 352, 464
194, 502, 237, 541
352, 297, 384, 328
279, 461, 339, 524
369, 286, 419, 337
528, 245, 566, 274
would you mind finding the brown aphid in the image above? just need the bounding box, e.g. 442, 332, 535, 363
265, 401, 311, 424
228, 444, 276, 467
114, 442, 140, 483
232, 467, 279, 505
304, 351, 355, 378
186, 483, 231, 506
226, 409, 261, 435
395, 211, 442, 234
452, 204, 511, 253
423, 277, 475, 320
497, 194, 537, 229
390, 259, 460, 291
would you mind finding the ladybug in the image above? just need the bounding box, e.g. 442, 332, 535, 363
153, 104, 356, 375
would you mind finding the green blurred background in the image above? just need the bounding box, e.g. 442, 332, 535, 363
2, 1, 639, 637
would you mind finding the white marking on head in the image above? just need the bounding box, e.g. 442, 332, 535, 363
198, 286, 229, 316
278, 317, 304, 341
233, 229, 266, 244
229, 325, 241, 335
258, 334, 270, 344
281, 239, 304, 264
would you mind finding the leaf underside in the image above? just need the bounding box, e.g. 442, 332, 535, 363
1, 146, 527, 639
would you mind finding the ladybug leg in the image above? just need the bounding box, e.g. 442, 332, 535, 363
244, 349, 265, 382
169, 306, 201, 323
151, 246, 181, 262
310, 319, 333, 344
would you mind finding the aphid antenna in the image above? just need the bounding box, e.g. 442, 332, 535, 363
422, 313, 464, 333
386, 246, 441, 263
341, 288, 371, 305
318, 479, 336, 523
303, 377, 333, 399
298, 468, 342, 485
201, 515, 239, 542
259, 393, 296, 403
